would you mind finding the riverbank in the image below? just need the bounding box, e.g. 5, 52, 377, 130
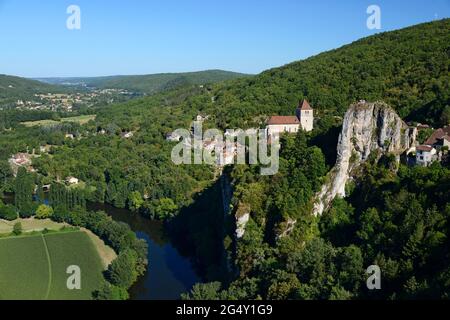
89, 201, 201, 300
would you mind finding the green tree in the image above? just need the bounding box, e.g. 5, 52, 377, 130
35, 204, 54, 219
153, 198, 178, 220
181, 282, 222, 300
107, 249, 139, 289
127, 191, 144, 212
14, 167, 34, 217
94, 281, 129, 300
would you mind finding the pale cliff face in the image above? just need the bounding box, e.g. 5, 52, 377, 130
313, 101, 417, 216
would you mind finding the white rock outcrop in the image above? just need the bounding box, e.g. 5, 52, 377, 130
313, 101, 417, 216
236, 212, 250, 239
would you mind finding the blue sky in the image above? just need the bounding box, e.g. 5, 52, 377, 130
0, 0, 449, 78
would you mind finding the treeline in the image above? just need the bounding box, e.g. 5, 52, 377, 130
0, 110, 59, 129
49, 182, 86, 211
14, 167, 34, 217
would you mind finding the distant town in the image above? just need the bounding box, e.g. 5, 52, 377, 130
0, 88, 139, 112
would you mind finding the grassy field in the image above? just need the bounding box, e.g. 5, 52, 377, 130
0, 231, 105, 300
0, 218, 117, 268
21, 115, 96, 127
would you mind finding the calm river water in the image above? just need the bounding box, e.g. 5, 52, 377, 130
88, 202, 201, 300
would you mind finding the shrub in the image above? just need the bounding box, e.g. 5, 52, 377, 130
35, 204, 54, 219
0, 203, 18, 221
12, 222, 22, 236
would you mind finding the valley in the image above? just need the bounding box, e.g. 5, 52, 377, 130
0, 18, 449, 301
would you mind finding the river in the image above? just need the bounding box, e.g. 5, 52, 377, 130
88, 202, 201, 300
2, 194, 201, 300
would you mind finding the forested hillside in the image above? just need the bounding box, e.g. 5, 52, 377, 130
0, 75, 69, 106
183, 137, 449, 300
38, 70, 250, 94
198, 19, 449, 129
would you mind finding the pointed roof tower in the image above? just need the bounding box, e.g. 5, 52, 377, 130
299, 99, 313, 110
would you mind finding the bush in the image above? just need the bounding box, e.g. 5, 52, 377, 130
18, 202, 37, 219
12, 222, 22, 235
0, 203, 18, 221
35, 204, 54, 219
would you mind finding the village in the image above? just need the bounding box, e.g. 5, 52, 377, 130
8, 99, 449, 192
2, 88, 137, 112
165, 99, 449, 168
410, 124, 450, 166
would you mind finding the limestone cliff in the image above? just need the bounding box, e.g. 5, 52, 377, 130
313, 101, 417, 216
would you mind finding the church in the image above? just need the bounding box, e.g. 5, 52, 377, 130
266, 99, 314, 137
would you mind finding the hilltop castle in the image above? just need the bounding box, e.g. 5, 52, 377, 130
266, 99, 314, 137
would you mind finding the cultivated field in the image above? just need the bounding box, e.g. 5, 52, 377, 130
21, 115, 96, 127
0, 231, 105, 300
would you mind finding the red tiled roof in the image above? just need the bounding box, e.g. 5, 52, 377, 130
268, 116, 300, 125
425, 126, 450, 145
416, 145, 434, 152
299, 99, 313, 110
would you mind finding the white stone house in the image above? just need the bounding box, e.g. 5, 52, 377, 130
416, 145, 437, 166
266, 100, 314, 137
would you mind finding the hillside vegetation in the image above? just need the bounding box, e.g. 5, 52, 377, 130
201, 19, 449, 128
0, 75, 69, 106
38, 70, 250, 94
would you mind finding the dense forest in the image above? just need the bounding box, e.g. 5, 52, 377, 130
183, 131, 450, 300
187, 19, 449, 129
0, 19, 449, 300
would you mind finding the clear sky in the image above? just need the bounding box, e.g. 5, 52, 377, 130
0, 0, 449, 78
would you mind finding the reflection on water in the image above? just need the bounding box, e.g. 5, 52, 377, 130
88, 202, 200, 300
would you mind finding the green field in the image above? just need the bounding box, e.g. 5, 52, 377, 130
21, 115, 96, 127
0, 231, 104, 300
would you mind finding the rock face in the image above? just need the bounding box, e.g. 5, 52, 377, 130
313, 101, 417, 216
236, 212, 250, 239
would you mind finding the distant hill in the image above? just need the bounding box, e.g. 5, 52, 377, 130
37, 70, 251, 94
204, 19, 449, 128
0, 74, 68, 106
